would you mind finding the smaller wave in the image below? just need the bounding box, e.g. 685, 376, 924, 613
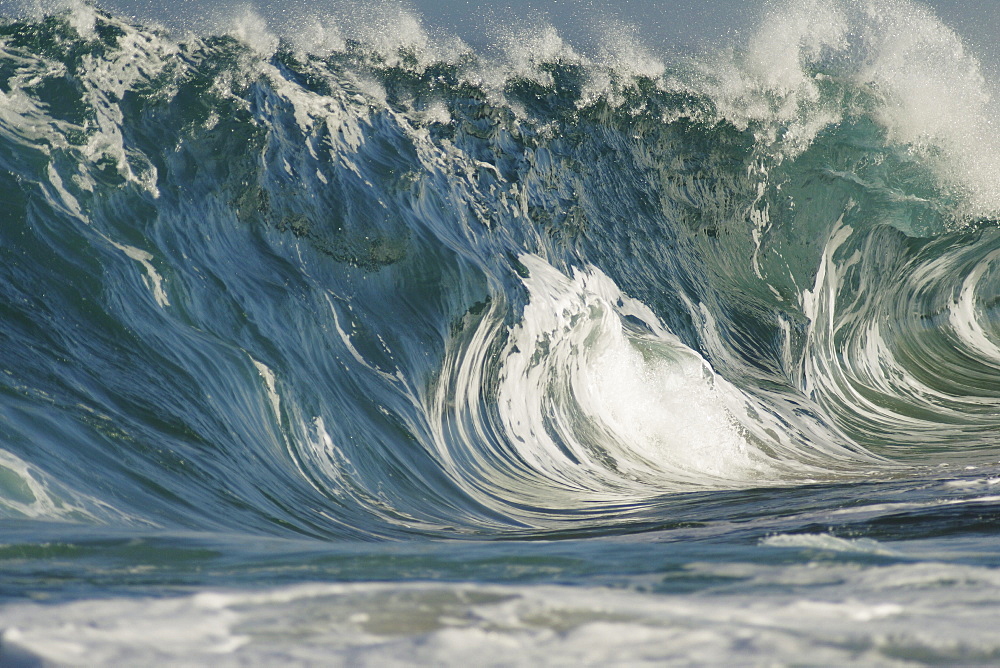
794, 213, 1000, 460
761, 532, 898, 555
0, 449, 128, 522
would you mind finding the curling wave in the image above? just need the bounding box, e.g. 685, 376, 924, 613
0, 0, 998, 538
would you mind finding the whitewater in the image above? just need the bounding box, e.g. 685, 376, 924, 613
2, 0, 1000, 663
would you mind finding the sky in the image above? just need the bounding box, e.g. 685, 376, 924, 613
2, 0, 999, 73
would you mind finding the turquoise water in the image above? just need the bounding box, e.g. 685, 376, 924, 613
2, 0, 1000, 663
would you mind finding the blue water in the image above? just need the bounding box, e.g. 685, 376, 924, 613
2, 0, 1000, 664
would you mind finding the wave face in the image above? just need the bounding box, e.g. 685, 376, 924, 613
2, 0, 1000, 540
7, 0, 1000, 662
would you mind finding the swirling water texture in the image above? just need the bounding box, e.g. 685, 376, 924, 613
0, 0, 999, 543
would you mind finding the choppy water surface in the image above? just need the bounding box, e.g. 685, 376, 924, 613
2, 0, 1000, 663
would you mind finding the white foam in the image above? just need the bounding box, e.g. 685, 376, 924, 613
594, 20, 666, 81
430, 254, 780, 509
504, 256, 766, 484
701, 0, 1000, 214
762, 532, 898, 555
855, 1, 1000, 215
0, 449, 125, 522
249, 357, 281, 422
501, 23, 581, 83
227, 7, 279, 57
103, 236, 171, 308
5, 572, 1000, 665
700, 0, 847, 152
0, 2, 174, 203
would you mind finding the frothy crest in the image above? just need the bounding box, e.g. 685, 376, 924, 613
856, 0, 1000, 215
227, 7, 278, 56
21, 0, 996, 219
708, 0, 1000, 215
499, 255, 771, 487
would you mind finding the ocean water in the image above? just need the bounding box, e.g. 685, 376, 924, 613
2, 0, 1000, 664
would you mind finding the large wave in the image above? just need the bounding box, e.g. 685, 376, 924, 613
0, 0, 998, 538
